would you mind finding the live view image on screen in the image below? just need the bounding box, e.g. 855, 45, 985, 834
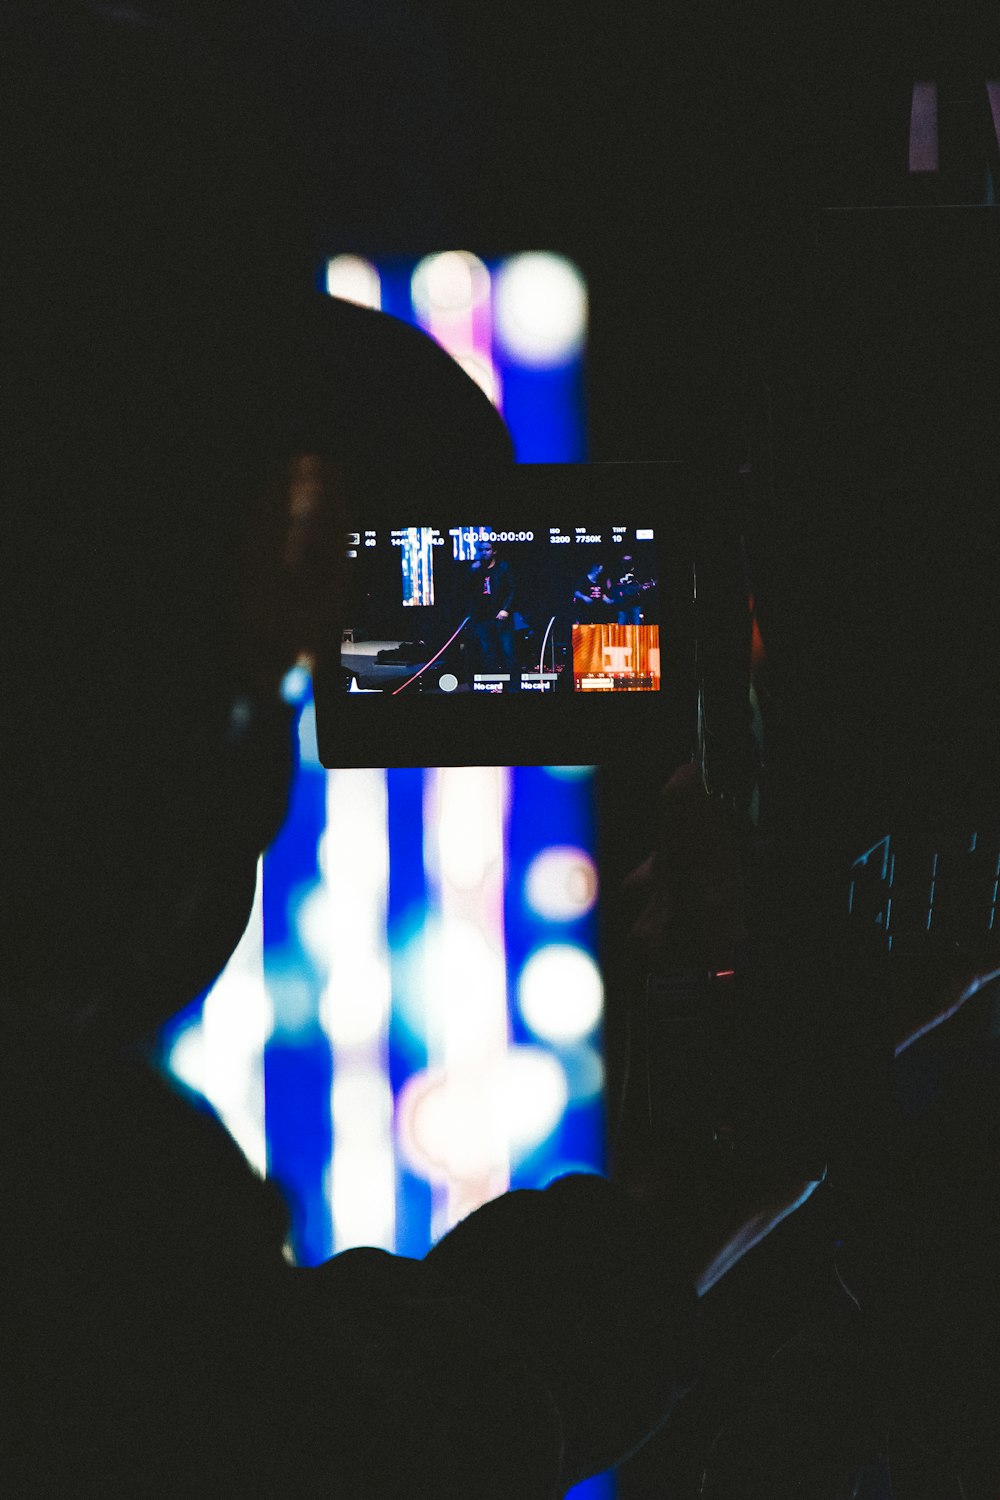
339, 523, 661, 697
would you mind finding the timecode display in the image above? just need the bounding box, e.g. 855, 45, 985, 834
457, 529, 534, 543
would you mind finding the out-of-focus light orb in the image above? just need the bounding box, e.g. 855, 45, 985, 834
434, 770, 506, 891
525, 845, 598, 921
494, 252, 587, 366
396, 1049, 568, 1182
332, 1065, 394, 1138
280, 663, 312, 706
411, 250, 490, 320
560, 1042, 604, 1102
518, 944, 604, 1044
296, 700, 321, 768
326, 1147, 395, 1251
267, 969, 315, 1037
325, 255, 382, 309
420, 919, 506, 1065
319, 967, 390, 1048
501, 1046, 568, 1157
294, 884, 334, 969
319, 792, 389, 888
396, 1066, 498, 1184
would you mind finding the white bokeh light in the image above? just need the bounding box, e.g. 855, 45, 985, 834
493, 252, 587, 366
331, 1064, 394, 1139
325, 255, 382, 309
318, 768, 395, 1253
280, 664, 312, 706
524, 845, 598, 922
396, 1046, 568, 1183
500, 1046, 569, 1157
396, 1066, 500, 1185
560, 1042, 604, 1103
319, 964, 390, 1048
431, 766, 507, 893
325, 1145, 395, 1251
166, 860, 271, 1175
518, 944, 604, 1044
295, 883, 335, 970
411, 250, 490, 319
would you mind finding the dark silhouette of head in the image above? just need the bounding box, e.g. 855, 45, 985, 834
1, 4, 511, 1038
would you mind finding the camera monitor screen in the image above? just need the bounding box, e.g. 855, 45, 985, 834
315, 462, 694, 768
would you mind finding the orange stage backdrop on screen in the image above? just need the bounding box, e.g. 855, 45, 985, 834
571, 624, 661, 690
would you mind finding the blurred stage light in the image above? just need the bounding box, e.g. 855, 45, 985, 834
325, 246, 586, 448
559, 1042, 605, 1103
266, 967, 315, 1040
422, 766, 511, 1233
325, 254, 382, 308
331, 1063, 394, 1137
319, 768, 395, 1252
494, 252, 587, 366
280, 663, 312, 706
294, 883, 336, 971
396, 1044, 567, 1183
167, 859, 271, 1175
396, 1065, 502, 1185
524, 845, 598, 922
319, 962, 391, 1048
501, 1046, 569, 1158
326, 1142, 395, 1251
163, 238, 606, 1491
319, 777, 391, 890
410, 253, 500, 409
430, 764, 507, 892
423, 918, 506, 1053
411, 250, 490, 318
518, 944, 604, 1045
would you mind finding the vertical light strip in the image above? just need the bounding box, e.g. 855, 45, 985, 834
423, 766, 512, 1239
909, 81, 940, 173
319, 768, 396, 1252
167, 857, 272, 1176
410, 252, 501, 408
987, 83, 1000, 157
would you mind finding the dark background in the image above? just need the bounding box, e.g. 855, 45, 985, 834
284, 0, 1000, 860
277, 1, 1000, 459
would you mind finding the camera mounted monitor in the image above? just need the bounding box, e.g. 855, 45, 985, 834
314, 463, 696, 769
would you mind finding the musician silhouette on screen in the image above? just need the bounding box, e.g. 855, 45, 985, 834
611, 554, 654, 625
573, 561, 613, 623
465, 537, 521, 690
